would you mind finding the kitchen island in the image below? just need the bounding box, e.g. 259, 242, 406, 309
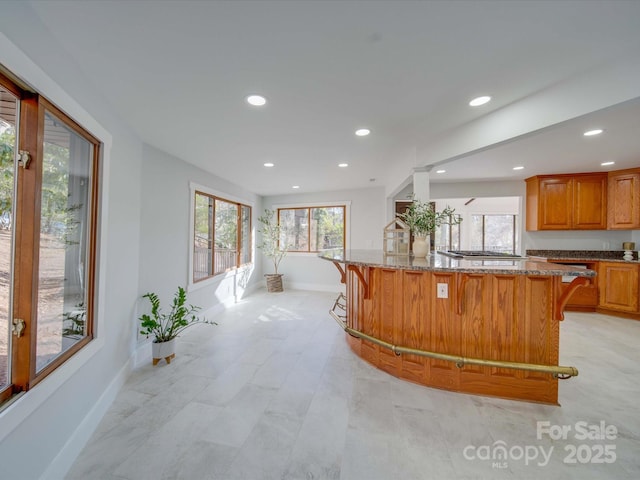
319, 250, 596, 404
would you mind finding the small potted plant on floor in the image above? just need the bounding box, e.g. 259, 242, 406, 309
399, 197, 462, 257
257, 209, 289, 292
139, 286, 216, 365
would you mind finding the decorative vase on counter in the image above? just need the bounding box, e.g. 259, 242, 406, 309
412, 235, 430, 257
623, 242, 635, 261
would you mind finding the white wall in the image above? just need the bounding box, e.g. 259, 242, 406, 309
263, 187, 385, 291
138, 145, 263, 328
0, 5, 144, 478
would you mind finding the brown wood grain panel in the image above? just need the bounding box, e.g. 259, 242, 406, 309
598, 262, 640, 312
490, 275, 522, 379
523, 276, 553, 381
540, 178, 572, 229
400, 271, 428, 383
573, 174, 607, 229
428, 273, 459, 389
11, 95, 40, 389
342, 266, 562, 404
377, 269, 400, 374
608, 168, 640, 229
459, 274, 489, 375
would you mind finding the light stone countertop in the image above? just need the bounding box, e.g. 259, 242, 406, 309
318, 249, 597, 278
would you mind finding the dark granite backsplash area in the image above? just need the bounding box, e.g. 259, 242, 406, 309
526, 249, 639, 261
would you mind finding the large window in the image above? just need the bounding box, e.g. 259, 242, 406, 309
1, 72, 100, 402
470, 214, 518, 253
193, 191, 251, 282
278, 205, 345, 252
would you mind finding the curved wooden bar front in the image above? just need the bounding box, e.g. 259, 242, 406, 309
319, 250, 596, 405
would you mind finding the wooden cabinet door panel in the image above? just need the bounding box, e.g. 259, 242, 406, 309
598, 262, 640, 313
539, 178, 572, 229
573, 174, 607, 229
608, 170, 640, 229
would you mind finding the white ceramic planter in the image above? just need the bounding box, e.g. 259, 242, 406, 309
412, 235, 430, 257
151, 338, 176, 365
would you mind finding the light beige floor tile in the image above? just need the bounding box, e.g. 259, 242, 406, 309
66, 290, 640, 480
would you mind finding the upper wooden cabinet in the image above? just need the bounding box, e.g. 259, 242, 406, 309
608, 168, 640, 229
526, 173, 607, 231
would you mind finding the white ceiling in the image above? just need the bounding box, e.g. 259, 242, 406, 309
26, 0, 640, 195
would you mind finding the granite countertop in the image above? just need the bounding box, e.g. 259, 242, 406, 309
526, 250, 639, 263
318, 249, 596, 277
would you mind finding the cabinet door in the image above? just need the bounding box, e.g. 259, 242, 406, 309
608, 170, 640, 229
598, 262, 640, 313
573, 174, 607, 229
539, 178, 573, 229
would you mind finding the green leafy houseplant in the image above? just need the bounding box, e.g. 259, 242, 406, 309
139, 286, 216, 343
399, 198, 462, 236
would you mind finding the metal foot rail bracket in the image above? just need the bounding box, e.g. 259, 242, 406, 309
329, 295, 578, 380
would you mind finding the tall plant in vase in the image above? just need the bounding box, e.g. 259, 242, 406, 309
399, 197, 461, 257
257, 209, 288, 292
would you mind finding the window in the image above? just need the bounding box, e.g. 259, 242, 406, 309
434, 214, 461, 251
470, 214, 518, 253
1, 72, 100, 402
278, 205, 345, 252
193, 191, 251, 282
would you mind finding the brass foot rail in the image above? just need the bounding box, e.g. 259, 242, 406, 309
329, 296, 578, 380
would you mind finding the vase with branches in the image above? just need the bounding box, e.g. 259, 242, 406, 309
257, 209, 289, 292
399, 197, 462, 256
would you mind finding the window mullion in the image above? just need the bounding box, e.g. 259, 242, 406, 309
236, 202, 241, 267
307, 208, 311, 252
11, 94, 41, 390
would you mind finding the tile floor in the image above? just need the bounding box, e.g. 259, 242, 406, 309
66, 290, 640, 479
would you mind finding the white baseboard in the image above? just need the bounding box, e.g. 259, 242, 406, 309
40, 358, 133, 480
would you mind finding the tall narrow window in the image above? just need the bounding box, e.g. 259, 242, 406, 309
0, 84, 17, 400
192, 191, 251, 282
35, 108, 95, 373
214, 199, 238, 274
240, 205, 251, 266
193, 194, 213, 281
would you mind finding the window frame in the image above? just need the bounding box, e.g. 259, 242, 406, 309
188, 182, 253, 290
0, 66, 103, 402
274, 201, 350, 254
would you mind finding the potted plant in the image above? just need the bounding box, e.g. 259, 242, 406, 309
139, 286, 216, 365
257, 209, 289, 292
399, 197, 461, 257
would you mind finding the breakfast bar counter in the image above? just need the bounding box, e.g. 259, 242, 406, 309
319, 249, 596, 404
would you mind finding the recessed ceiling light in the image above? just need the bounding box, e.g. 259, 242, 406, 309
246, 94, 266, 106
469, 96, 491, 107
292, 185, 300, 189
513, 166, 524, 170
584, 129, 603, 136
355, 128, 370, 136
263, 162, 274, 167
338, 163, 349, 168
436, 169, 446, 174
601, 161, 615, 166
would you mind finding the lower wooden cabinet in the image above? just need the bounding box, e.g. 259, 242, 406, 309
598, 262, 640, 314
548, 260, 598, 310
